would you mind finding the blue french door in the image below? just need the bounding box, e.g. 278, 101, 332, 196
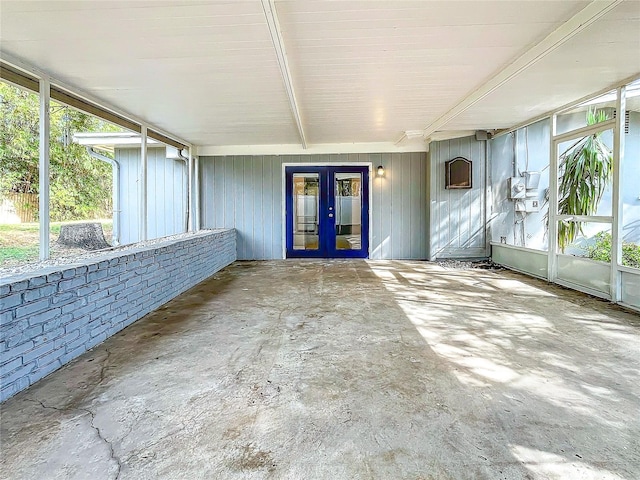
286, 166, 369, 258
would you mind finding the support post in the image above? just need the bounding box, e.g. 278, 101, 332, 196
194, 153, 201, 231
484, 139, 492, 257
140, 125, 148, 241
187, 146, 193, 232
611, 86, 626, 302
547, 114, 558, 282
38, 77, 50, 260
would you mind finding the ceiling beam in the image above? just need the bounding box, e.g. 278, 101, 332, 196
422, 0, 624, 138
261, 0, 307, 149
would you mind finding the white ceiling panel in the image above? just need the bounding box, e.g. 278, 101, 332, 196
275, 0, 589, 143
1, 0, 638, 149
0, 0, 301, 146
444, 0, 640, 131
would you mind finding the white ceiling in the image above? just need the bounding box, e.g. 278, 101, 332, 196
447, 0, 640, 130
1, 0, 639, 151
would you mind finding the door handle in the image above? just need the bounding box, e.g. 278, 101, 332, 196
328, 213, 334, 218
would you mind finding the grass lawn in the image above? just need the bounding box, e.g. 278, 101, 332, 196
0, 245, 39, 264
0, 220, 113, 268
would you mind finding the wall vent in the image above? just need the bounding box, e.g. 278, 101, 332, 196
613, 109, 631, 134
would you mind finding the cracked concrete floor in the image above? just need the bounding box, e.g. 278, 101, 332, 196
1, 260, 639, 480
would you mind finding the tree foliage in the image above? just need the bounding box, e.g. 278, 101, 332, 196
556, 108, 612, 252
585, 231, 640, 268
0, 82, 120, 221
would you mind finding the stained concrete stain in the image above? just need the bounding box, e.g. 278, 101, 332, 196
1, 260, 639, 479
230, 443, 276, 472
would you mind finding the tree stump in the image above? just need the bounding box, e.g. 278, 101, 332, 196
57, 222, 111, 251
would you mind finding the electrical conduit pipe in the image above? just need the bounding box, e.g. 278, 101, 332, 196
86, 147, 120, 245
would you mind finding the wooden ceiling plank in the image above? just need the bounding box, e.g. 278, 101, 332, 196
422, 0, 623, 138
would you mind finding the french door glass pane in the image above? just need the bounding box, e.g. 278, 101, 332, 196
292, 173, 319, 250
335, 173, 362, 250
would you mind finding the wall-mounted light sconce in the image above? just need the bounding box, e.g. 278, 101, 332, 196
377, 165, 385, 176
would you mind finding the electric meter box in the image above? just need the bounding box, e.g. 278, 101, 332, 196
524, 171, 541, 190
515, 199, 541, 212
508, 177, 526, 199
525, 199, 541, 212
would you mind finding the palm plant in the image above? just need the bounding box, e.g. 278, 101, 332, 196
554, 108, 613, 252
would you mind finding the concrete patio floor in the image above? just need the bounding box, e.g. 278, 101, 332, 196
1, 260, 639, 479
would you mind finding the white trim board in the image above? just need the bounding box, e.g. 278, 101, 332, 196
198, 143, 427, 157
554, 278, 612, 301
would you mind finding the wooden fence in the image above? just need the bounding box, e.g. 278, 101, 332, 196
0, 192, 38, 223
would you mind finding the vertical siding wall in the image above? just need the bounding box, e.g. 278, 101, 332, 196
199, 153, 428, 260
116, 147, 187, 244
117, 148, 141, 245
429, 136, 488, 259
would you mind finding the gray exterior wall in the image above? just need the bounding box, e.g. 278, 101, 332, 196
490, 118, 551, 250
489, 111, 640, 311
0, 229, 236, 402
429, 136, 488, 259
199, 153, 428, 260
116, 147, 187, 245
490, 112, 640, 250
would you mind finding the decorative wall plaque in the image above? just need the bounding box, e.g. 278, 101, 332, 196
445, 157, 472, 189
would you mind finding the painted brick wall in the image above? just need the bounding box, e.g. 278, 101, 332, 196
0, 229, 236, 402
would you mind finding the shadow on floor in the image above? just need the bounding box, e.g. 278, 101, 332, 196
1, 260, 638, 480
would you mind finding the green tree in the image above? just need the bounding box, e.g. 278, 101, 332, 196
0, 82, 120, 221
585, 231, 640, 268
0, 83, 39, 194
552, 108, 613, 252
